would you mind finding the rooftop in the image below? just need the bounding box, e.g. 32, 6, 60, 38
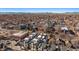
13, 31, 28, 37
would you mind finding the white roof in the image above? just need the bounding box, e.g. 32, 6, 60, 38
24, 37, 29, 40
42, 36, 45, 39
43, 33, 47, 35
13, 31, 27, 37
33, 38, 38, 41
38, 35, 42, 38
61, 27, 68, 30
32, 38, 38, 43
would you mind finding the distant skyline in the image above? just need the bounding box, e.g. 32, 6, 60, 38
0, 8, 79, 13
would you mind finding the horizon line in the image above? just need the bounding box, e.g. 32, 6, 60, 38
0, 8, 79, 13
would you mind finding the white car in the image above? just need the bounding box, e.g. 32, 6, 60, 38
37, 35, 42, 39
24, 37, 29, 42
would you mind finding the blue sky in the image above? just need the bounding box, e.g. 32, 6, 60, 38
0, 8, 79, 13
